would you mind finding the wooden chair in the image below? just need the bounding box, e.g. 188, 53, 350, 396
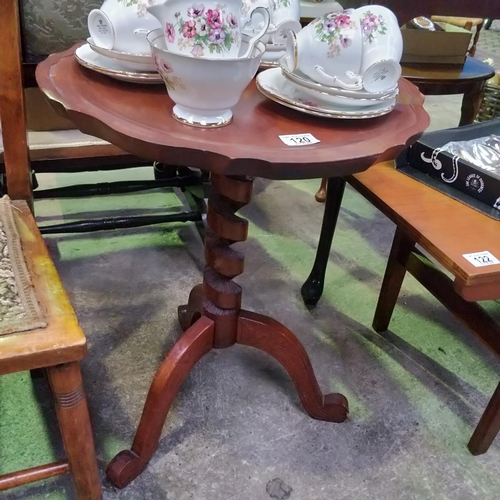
430, 16, 484, 57
302, 163, 500, 454
0, 0, 204, 235
0, 1, 101, 497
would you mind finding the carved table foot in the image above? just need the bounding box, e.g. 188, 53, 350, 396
106, 316, 214, 488
238, 310, 348, 421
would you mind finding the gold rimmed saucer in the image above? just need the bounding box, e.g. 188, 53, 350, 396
256, 68, 397, 119
75, 44, 162, 84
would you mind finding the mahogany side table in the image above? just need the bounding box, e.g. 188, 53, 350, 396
36, 45, 429, 489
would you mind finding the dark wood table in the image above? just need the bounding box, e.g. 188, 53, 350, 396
402, 57, 495, 127
315, 57, 495, 203
36, 45, 429, 490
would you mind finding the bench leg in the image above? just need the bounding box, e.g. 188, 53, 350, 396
47, 362, 101, 500
373, 227, 415, 332
468, 381, 500, 455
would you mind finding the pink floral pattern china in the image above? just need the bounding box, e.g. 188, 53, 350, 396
148, 28, 265, 127
314, 11, 358, 59
147, 0, 270, 59
360, 10, 387, 43
152, 53, 186, 90
165, 4, 240, 57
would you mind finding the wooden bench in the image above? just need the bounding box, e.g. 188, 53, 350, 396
302, 162, 500, 454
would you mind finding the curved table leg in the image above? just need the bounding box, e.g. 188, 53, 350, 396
238, 310, 348, 422
302, 177, 346, 306
460, 82, 486, 126
106, 316, 215, 488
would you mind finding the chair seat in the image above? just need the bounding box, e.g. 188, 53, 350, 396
0, 200, 86, 375
431, 15, 484, 27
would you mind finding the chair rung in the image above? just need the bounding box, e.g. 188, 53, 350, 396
0, 460, 70, 491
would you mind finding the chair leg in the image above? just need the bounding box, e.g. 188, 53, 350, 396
468, 21, 484, 57
372, 227, 415, 332
468, 381, 500, 455
47, 362, 101, 500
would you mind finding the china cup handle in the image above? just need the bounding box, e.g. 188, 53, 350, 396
241, 7, 271, 58
314, 66, 364, 90
281, 30, 298, 73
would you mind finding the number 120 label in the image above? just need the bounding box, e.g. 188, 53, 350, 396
279, 133, 320, 146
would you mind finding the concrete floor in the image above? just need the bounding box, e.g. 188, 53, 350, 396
2, 24, 500, 500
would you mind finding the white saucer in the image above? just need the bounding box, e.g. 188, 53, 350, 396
256, 68, 397, 119
75, 44, 163, 84
87, 37, 156, 72
282, 69, 398, 108
281, 64, 398, 100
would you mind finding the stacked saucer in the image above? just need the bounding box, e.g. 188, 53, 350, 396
78, 0, 162, 83
257, 67, 397, 119
75, 38, 162, 84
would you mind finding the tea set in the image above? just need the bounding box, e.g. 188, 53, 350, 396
79, 0, 403, 127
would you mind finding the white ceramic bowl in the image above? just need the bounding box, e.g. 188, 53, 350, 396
147, 28, 264, 127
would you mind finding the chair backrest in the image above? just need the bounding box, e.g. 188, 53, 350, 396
368, 0, 498, 24
0, 0, 33, 205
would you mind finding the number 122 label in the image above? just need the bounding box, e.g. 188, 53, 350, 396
463, 251, 500, 267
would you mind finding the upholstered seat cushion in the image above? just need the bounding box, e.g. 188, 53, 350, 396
21, 0, 100, 61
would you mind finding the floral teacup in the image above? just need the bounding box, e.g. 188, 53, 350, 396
270, 0, 300, 26
282, 9, 364, 90
147, 0, 270, 59
357, 5, 402, 92
88, 0, 161, 54
147, 28, 265, 127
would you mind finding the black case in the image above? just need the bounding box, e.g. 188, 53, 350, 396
396, 119, 500, 216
